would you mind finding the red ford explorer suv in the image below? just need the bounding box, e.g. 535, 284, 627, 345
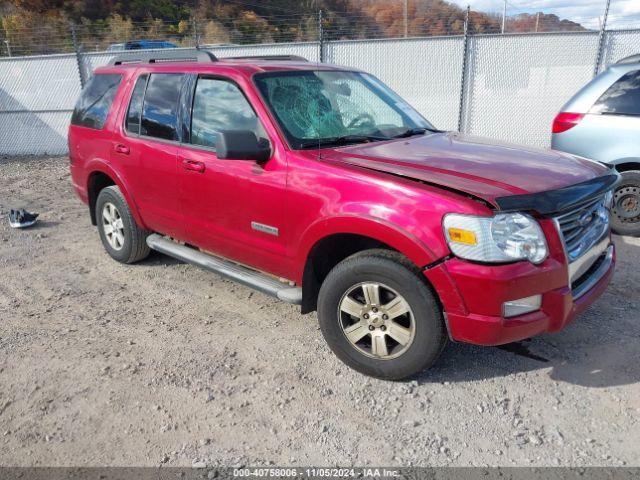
68, 50, 618, 379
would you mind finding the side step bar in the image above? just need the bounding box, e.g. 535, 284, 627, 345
146, 234, 302, 305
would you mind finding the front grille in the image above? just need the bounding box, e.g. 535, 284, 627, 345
555, 195, 609, 263
571, 250, 607, 293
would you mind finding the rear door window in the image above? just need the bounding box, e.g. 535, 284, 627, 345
591, 70, 640, 116
71, 74, 122, 129
126, 74, 148, 135
141, 73, 184, 141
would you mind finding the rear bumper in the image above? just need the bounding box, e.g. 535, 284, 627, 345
424, 243, 615, 346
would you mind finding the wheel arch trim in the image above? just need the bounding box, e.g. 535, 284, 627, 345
296, 215, 441, 282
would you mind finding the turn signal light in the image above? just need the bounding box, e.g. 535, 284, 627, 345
447, 227, 477, 245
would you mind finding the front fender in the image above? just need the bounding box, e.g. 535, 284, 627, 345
294, 211, 449, 283
86, 159, 147, 230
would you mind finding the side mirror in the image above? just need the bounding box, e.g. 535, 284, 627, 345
216, 130, 271, 162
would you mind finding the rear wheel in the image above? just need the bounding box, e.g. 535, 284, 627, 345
611, 170, 640, 237
317, 250, 447, 380
96, 185, 151, 264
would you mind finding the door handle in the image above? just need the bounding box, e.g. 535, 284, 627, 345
115, 144, 130, 155
181, 158, 206, 173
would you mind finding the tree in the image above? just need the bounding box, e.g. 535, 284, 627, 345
201, 19, 230, 45
0, 0, 590, 56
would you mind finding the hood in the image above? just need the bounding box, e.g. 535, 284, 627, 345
321, 131, 610, 208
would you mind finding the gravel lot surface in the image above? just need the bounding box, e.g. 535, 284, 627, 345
0, 155, 639, 468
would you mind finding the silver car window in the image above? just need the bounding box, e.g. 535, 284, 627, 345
591, 70, 640, 116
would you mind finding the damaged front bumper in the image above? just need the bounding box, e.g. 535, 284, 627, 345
424, 220, 616, 346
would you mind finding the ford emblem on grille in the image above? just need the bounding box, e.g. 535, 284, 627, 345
556, 197, 609, 263
577, 209, 595, 227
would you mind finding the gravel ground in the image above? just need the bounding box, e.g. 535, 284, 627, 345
0, 155, 639, 468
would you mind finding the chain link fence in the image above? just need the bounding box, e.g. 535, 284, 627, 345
0, 29, 639, 155
460, 31, 601, 147
0, 53, 81, 155
326, 36, 465, 131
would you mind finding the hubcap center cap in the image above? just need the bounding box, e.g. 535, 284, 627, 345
365, 309, 385, 327
623, 197, 637, 211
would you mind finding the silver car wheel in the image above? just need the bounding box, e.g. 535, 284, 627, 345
102, 202, 125, 251
338, 282, 416, 360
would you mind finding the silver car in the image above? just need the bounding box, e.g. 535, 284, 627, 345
552, 54, 640, 236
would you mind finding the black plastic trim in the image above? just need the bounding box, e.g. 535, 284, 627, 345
495, 171, 621, 215
422, 255, 452, 271
179, 74, 197, 143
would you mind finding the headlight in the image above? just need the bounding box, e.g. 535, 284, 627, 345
443, 213, 548, 264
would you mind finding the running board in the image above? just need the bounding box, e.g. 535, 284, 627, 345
146, 234, 302, 305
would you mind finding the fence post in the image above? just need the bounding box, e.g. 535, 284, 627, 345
71, 23, 87, 88
403, 0, 408, 38
593, 0, 611, 76
457, 6, 471, 133
193, 17, 200, 49
318, 9, 324, 63
1, 23, 11, 57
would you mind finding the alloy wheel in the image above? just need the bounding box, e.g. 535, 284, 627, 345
338, 282, 416, 360
102, 202, 125, 251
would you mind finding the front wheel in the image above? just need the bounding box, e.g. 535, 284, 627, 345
317, 250, 447, 380
611, 170, 640, 237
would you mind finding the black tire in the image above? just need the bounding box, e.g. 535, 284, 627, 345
95, 185, 151, 264
611, 170, 640, 237
317, 249, 447, 380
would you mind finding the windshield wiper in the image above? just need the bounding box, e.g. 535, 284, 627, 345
299, 134, 389, 149
392, 127, 442, 138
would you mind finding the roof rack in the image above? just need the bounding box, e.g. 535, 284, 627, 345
109, 49, 218, 66
223, 55, 308, 62
616, 54, 640, 65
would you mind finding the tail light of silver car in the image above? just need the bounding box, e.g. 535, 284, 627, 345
552, 112, 585, 133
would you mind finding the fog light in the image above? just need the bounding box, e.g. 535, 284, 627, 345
502, 295, 542, 318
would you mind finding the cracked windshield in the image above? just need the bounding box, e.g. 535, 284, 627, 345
254, 70, 435, 149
